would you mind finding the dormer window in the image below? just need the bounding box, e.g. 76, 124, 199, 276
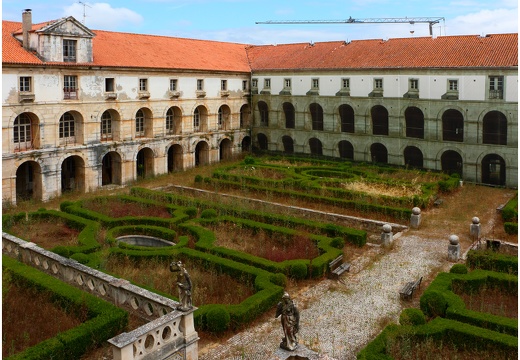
63, 39, 77, 62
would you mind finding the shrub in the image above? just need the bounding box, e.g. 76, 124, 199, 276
200, 209, 218, 219
420, 290, 447, 318
501, 194, 517, 222
399, 308, 426, 326
330, 237, 345, 249
504, 222, 517, 235
244, 156, 256, 165
194, 175, 203, 183
185, 207, 198, 218
270, 273, 287, 287
70, 253, 90, 264
205, 305, 231, 333
289, 262, 308, 279
450, 264, 468, 274
52, 246, 71, 257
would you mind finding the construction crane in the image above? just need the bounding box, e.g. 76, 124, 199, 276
256, 17, 445, 36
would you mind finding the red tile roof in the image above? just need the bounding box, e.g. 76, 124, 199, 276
3, 20, 251, 72
3, 19, 517, 72
246, 34, 518, 70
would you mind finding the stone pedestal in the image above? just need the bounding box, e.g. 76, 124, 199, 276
410, 207, 421, 229
448, 234, 460, 262
470, 217, 481, 240
381, 224, 393, 247
272, 344, 320, 360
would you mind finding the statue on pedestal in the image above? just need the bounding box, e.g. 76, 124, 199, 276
170, 260, 192, 311
276, 292, 300, 351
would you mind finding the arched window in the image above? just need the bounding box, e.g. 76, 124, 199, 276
442, 109, 464, 142
14, 113, 33, 150
135, 109, 145, 137
258, 101, 269, 126
309, 138, 322, 155
338, 140, 354, 159
193, 107, 201, 131
101, 111, 112, 140
339, 105, 355, 133
482, 154, 506, 186
404, 146, 423, 168
282, 135, 294, 153
283, 102, 295, 129
483, 111, 507, 145
257, 133, 268, 150
371, 106, 388, 135
59, 112, 75, 144
405, 106, 424, 139
310, 103, 324, 131
441, 150, 463, 177
370, 143, 388, 163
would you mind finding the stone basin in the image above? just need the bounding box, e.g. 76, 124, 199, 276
116, 235, 175, 247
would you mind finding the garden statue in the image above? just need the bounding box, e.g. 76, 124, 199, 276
276, 292, 300, 351
170, 260, 193, 311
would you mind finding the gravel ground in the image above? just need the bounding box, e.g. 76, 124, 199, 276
199, 231, 453, 360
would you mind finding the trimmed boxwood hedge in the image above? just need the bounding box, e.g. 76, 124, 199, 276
3, 256, 127, 360
466, 250, 518, 275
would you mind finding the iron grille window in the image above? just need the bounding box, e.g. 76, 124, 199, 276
197, 79, 204, 91
63, 75, 78, 99
489, 76, 503, 99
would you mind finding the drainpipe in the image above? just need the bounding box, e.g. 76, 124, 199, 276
22, 9, 32, 50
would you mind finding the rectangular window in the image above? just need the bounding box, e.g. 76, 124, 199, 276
63, 75, 78, 99
489, 76, 504, 99
63, 39, 77, 62
170, 79, 178, 91
448, 79, 458, 91
374, 78, 383, 89
221, 80, 228, 91
139, 78, 148, 91
242, 80, 248, 91
342, 78, 350, 89
409, 79, 419, 90
105, 78, 115, 92
197, 79, 204, 91
312, 78, 319, 89
284, 78, 291, 89
19, 76, 32, 92
264, 78, 271, 89
252, 79, 258, 88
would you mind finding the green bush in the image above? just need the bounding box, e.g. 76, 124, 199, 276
450, 264, 468, 274
504, 222, 517, 235
501, 194, 517, 222
330, 237, 345, 249
270, 273, 287, 287
466, 250, 518, 275
185, 207, 198, 218
399, 308, 426, 326
200, 209, 218, 219
205, 305, 231, 333
244, 156, 256, 165
194, 174, 203, 183
420, 290, 447, 318
289, 262, 308, 279
70, 253, 90, 264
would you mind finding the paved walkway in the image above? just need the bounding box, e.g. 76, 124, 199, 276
199, 231, 452, 360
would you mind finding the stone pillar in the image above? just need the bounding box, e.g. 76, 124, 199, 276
448, 235, 460, 262
470, 217, 481, 240
381, 224, 393, 246
410, 207, 421, 229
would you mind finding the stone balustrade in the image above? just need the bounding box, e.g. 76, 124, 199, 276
2, 232, 199, 360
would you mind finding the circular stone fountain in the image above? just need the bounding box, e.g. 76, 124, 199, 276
116, 235, 175, 247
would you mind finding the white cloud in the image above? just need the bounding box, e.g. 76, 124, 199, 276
63, 2, 143, 30
446, 8, 518, 35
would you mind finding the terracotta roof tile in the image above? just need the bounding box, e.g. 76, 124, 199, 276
247, 34, 518, 70
3, 19, 517, 72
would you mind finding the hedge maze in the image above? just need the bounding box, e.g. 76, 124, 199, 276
1, 156, 483, 358
357, 252, 518, 359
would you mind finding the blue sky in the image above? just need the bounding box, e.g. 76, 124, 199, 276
2, 0, 518, 44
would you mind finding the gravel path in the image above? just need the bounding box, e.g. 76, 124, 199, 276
199, 231, 453, 360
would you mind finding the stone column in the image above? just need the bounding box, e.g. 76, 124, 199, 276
410, 207, 421, 229
470, 217, 481, 240
381, 224, 393, 247
448, 235, 460, 262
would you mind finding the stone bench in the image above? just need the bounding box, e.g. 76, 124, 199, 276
399, 276, 422, 300
328, 255, 351, 280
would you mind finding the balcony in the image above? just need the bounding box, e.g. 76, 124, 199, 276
105, 92, 117, 100
19, 92, 35, 102
489, 89, 503, 99
63, 88, 78, 100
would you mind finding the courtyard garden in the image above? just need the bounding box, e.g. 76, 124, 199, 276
2, 154, 517, 359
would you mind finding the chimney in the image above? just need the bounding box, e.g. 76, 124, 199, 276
22, 9, 32, 50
